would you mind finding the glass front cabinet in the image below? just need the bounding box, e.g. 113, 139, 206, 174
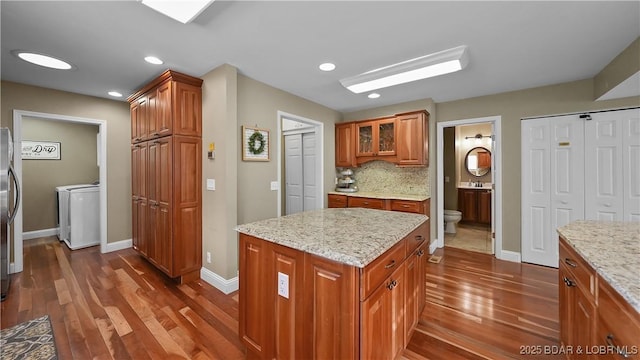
356, 117, 396, 158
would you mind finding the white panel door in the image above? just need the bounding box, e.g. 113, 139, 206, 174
549, 116, 585, 265
521, 119, 552, 266
302, 132, 317, 211
522, 115, 584, 268
585, 113, 625, 221
285, 134, 303, 215
620, 109, 640, 221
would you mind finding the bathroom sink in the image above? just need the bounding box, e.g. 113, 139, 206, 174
458, 183, 492, 189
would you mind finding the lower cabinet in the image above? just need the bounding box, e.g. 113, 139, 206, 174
458, 188, 491, 224
328, 194, 429, 217
239, 222, 429, 359
559, 236, 640, 360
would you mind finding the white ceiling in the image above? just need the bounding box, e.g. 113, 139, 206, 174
2, 1, 639, 113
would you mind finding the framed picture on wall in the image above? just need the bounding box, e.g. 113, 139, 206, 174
242, 126, 270, 161
22, 140, 61, 160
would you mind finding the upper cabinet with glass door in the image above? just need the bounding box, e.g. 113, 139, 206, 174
356, 117, 396, 159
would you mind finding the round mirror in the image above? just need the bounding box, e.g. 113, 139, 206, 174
465, 147, 491, 177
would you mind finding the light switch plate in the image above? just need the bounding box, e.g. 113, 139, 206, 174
270, 181, 278, 191
277, 272, 289, 298
206, 178, 215, 191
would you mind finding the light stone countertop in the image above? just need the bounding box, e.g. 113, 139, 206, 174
328, 191, 429, 202
557, 220, 640, 313
235, 208, 428, 268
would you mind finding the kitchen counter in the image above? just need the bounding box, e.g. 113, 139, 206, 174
557, 220, 640, 312
235, 207, 427, 267
328, 190, 429, 202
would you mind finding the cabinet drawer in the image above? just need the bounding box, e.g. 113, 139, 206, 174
347, 197, 386, 210
405, 222, 428, 257
596, 276, 640, 359
360, 240, 405, 301
559, 237, 596, 296
389, 199, 424, 214
328, 194, 347, 208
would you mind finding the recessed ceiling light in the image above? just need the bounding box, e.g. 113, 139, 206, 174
12, 50, 73, 70
108, 91, 123, 98
144, 56, 164, 65
319, 63, 336, 72
368, 93, 381, 99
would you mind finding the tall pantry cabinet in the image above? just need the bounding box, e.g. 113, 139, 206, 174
129, 70, 203, 283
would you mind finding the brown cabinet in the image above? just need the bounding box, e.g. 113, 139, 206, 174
129, 70, 203, 283
559, 237, 640, 360
356, 117, 396, 159
330, 194, 430, 217
239, 221, 429, 359
334, 110, 429, 167
458, 188, 491, 224
396, 111, 429, 166
347, 196, 386, 210
327, 194, 348, 208
335, 122, 356, 168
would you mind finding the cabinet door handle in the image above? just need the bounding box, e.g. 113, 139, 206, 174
605, 334, 630, 358
415, 235, 424, 241
363, 201, 369, 205
417, 249, 425, 257
564, 258, 577, 268
384, 260, 396, 269
386, 279, 398, 290
562, 277, 575, 287
151, 132, 159, 137
402, 204, 410, 208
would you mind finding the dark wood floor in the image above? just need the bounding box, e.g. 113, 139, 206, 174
1, 237, 561, 359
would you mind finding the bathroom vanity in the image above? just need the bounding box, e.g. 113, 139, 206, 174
457, 186, 491, 224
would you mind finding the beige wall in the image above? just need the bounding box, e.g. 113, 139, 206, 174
436, 79, 640, 253
200, 66, 342, 279
1, 81, 132, 244
594, 37, 640, 99
22, 117, 99, 232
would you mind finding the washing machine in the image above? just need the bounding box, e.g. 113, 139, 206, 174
56, 184, 96, 242
66, 186, 100, 250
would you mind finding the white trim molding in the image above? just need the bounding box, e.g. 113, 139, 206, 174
23, 228, 58, 240
500, 250, 522, 263
105, 239, 132, 253
200, 267, 239, 295
429, 240, 438, 255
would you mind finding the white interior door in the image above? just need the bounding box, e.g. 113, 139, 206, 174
285, 134, 303, 215
549, 116, 585, 261
620, 109, 640, 221
521, 119, 552, 266
302, 132, 317, 211
585, 113, 625, 221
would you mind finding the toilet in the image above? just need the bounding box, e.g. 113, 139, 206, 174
444, 210, 462, 234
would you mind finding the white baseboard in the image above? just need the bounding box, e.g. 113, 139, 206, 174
105, 239, 132, 253
499, 250, 522, 263
9, 262, 16, 274
23, 228, 58, 240
429, 240, 438, 254
200, 267, 239, 295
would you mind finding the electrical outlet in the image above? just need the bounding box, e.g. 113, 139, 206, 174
277, 272, 289, 299
206, 252, 211, 263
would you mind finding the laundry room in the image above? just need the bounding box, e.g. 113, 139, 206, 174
21, 116, 100, 249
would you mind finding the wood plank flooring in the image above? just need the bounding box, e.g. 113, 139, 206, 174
1, 237, 560, 359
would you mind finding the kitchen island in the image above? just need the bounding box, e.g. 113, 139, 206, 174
236, 208, 429, 359
557, 221, 640, 359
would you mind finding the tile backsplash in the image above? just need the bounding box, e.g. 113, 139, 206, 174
348, 161, 429, 196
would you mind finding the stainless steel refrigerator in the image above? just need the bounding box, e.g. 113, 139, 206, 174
1, 128, 21, 301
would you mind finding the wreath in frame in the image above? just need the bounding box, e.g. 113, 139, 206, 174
248, 131, 266, 155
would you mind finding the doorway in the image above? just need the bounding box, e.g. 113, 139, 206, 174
11, 110, 107, 274
436, 116, 503, 259
276, 111, 324, 216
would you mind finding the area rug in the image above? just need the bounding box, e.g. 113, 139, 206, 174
0, 315, 58, 360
